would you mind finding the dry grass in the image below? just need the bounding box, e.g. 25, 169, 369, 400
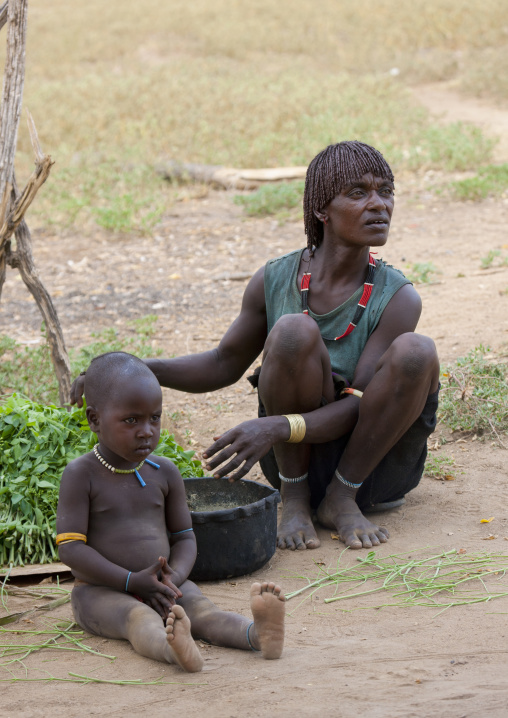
1, 0, 506, 231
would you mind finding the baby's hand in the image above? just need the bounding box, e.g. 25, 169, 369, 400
129, 558, 182, 619
159, 556, 182, 595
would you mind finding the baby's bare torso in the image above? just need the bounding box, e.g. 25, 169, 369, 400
85, 467, 171, 572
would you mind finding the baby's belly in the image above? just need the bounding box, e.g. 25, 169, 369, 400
87, 519, 171, 572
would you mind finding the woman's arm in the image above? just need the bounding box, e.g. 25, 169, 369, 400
203, 284, 423, 480
70, 267, 268, 406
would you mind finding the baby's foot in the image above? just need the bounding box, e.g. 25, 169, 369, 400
248, 582, 285, 659
165, 605, 204, 672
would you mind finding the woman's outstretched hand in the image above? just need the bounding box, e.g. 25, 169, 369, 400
70, 373, 86, 407
202, 416, 288, 482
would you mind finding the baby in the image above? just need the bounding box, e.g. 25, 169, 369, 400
56, 351, 285, 672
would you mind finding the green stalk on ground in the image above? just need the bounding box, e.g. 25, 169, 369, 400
285, 548, 508, 615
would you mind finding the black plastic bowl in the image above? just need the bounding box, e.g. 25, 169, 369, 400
183, 477, 280, 581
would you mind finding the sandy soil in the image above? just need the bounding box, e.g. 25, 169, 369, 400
2, 87, 508, 717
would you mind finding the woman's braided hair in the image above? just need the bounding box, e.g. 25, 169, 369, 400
303, 141, 394, 253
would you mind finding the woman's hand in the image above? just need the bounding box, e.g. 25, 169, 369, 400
70, 373, 86, 407
202, 416, 289, 482
129, 558, 182, 620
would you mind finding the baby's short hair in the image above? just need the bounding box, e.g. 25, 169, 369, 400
84, 351, 154, 408
303, 141, 394, 252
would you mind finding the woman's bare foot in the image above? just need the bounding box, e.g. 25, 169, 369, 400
277, 484, 320, 550
164, 605, 204, 672
317, 489, 389, 549
248, 582, 285, 659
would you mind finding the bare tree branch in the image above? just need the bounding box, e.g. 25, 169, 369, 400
0, 3, 8, 32
0, 113, 54, 248
8, 211, 71, 405
0, 0, 27, 225
0, 0, 72, 405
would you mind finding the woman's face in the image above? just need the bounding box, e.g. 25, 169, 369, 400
321, 172, 394, 249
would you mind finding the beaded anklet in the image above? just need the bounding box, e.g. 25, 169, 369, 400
278, 471, 308, 484
335, 469, 363, 490
93, 444, 159, 487
246, 621, 260, 652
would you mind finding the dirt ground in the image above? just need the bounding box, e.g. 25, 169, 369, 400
2, 87, 508, 717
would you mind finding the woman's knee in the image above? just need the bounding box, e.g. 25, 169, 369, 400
264, 314, 324, 365
383, 333, 439, 382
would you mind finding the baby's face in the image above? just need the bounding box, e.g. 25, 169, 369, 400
95, 375, 162, 467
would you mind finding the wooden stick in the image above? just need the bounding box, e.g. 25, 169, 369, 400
155, 159, 307, 190
0, 113, 54, 248
0, 0, 27, 225
0, 2, 7, 32
0, 1, 72, 405
9, 215, 72, 405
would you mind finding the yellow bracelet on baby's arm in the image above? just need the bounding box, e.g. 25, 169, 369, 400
56, 533, 87, 546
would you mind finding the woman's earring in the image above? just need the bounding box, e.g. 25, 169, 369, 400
323, 217, 328, 225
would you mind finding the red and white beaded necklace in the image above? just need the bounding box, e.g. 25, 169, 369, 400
300, 252, 377, 340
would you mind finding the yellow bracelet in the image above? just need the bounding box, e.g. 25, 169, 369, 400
282, 414, 306, 443
56, 532, 87, 545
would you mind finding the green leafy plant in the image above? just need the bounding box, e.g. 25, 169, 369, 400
0, 394, 204, 567
450, 164, 508, 201
405, 262, 440, 284
234, 181, 304, 218
480, 249, 508, 270
0, 316, 162, 405
439, 345, 508, 439
424, 454, 456, 481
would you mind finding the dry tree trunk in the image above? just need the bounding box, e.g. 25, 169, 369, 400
0, 0, 27, 298
0, 3, 8, 36
0, 0, 71, 405
0, 0, 26, 221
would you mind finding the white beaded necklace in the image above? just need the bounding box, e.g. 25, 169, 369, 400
93, 443, 146, 486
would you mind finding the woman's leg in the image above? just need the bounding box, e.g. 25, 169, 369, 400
317, 333, 440, 549
259, 313, 334, 550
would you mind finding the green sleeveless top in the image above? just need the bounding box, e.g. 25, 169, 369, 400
264, 249, 410, 384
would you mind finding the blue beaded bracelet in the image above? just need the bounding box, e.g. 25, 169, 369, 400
125, 571, 132, 592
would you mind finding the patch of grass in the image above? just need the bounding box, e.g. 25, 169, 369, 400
480, 249, 508, 269
405, 123, 497, 172
234, 180, 304, 218
439, 345, 508, 441
0, 315, 162, 405
450, 164, 508, 201
460, 45, 508, 102
406, 262, 440, 284
424, 454, 456, 481
33, 162, 169, 234
1, 0, 503, 233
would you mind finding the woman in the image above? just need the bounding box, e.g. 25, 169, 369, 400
73, 141, 440, 551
